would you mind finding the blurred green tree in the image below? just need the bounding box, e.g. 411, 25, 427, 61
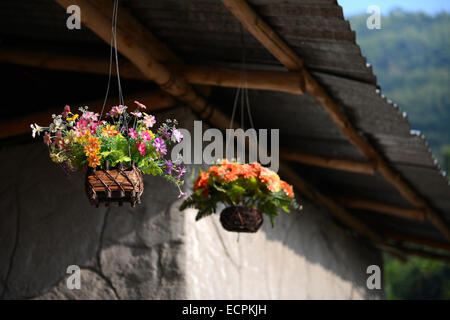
384, 254, 450, 299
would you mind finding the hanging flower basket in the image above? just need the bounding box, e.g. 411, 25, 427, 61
180, 159, 300, 232
85, 161, 144, 207
31, 101, 186, 207
220, 205, 263, 233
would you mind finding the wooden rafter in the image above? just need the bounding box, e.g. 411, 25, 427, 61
398, 246, 450, 264
0, 47, 145, 80
384, 231, 450, 252
221, 0, 450, 240
0, 47, 304, 95
174, 65, 304, 94
220, 0, 303, 70
0, 90, 174, 140
52, 0, 402, 255
280, 150, 376, 175
337, 197, 426, 221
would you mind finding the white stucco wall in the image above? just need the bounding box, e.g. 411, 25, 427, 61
183, 202, 383, 299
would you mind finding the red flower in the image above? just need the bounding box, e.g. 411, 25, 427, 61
62, 105, 70, 118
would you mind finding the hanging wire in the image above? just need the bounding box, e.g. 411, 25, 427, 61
99, 4, 115, 120
112, 0, 124, 107
228, 24, 256, 131
99, 0, 131, 159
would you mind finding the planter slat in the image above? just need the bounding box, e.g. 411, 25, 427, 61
85, 164, 144, 207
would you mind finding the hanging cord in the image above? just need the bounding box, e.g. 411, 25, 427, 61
112, 0, 124, 107
240, 25, 255, 130
98, 5, 115, 120
99, 0, 131, 159
228, 25, 255, 131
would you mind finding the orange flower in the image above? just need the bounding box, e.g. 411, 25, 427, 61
87, 136, 101, 149
241, 164, 257, 178
280, 181, 294, 198
209, 165, 228, 179
84, 145, 98, 157
208, 165, 219, 176
259, 167, 275, 183
259, 167, 281, 192
84, 136, 101, 157
102, 124, 117, 137
88, 154, 102, 168
194, 172, 210, 190
224, 170, 238, 182
251, 162, 262, 175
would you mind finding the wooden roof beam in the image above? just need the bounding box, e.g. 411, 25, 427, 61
0, 47, 304, 95
397, 246, 450, 264
337, 197, 426, 221
384, 231, 450, 252
175, 65, 304, 95
0, 90, 175, 139
222, 0, 450, 240
280, 150, 376, 175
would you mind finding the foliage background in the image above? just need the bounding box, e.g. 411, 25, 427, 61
348, 10, 450, 299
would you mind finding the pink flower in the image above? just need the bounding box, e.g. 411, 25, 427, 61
76, 119, 88, 130
134, 100, 146, 110
89, 122, 99, 135
131, 111, 142, 118
74, 119, 88, 137
73, 128, 85, 137
143, 115, 156, 128
54, 130, 63, 146
128, 128, 138, 139
171, 129, 183, 143
82, 111, 99, 122
136, 141, 146, 156
140, 131, 152, 142
62, 105, 70, 118
107, 105, 126, 118
43, 132, 52, 146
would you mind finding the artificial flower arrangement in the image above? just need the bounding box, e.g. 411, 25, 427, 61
31, 101, 186, 207
180, 159, 300, 232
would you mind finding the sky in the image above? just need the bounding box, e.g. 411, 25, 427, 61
338, 0, 450, 17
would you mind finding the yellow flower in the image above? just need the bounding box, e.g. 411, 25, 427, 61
66, 114, 79, 121
147, 130, 155, 139
74, 131, 91, 143
50, 153, 64, 163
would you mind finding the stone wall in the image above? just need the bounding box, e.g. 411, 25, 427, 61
0, 106, 383, 299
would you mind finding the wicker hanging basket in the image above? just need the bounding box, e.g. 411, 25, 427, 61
220, 205, 263, 233
85, 161, 144, 208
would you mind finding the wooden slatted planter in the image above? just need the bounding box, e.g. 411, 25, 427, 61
220, 206, 264, 233
85, 161, 144, 207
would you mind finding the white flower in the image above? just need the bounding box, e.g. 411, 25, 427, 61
30, 123, 43, 138
171, 129, 183, 143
